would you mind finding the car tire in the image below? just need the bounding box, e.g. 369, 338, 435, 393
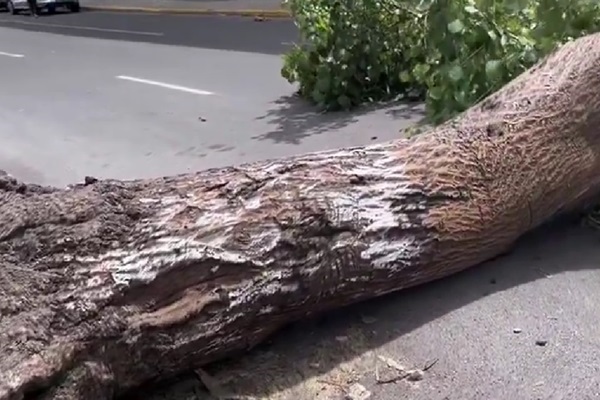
69, 2, 79, 12
47, 4, 55, 13
7, 0, 17, 14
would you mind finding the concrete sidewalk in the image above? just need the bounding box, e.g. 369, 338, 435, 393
80, 0, 291, 17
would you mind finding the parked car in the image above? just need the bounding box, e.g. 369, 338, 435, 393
1, 0, 80, 14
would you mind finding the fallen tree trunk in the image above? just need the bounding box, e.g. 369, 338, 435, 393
3, 34, 600, 400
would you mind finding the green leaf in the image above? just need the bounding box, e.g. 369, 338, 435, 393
316, 76, 331, 92
399, 70, 412, 82
429, 86, 444, 100
317, 64, 331, 78
454, 89, 467, 106
447, 19, 465, 34
523, 49, 539, 64
485, 59, 503, 81
412, 63, 431, 81
447, 64, 464, 82
464, 5, 479, 14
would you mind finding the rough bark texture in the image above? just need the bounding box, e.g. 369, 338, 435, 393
3, 34, 600, 400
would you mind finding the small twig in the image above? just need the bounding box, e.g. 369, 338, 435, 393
423, 358, 439, 372
376, 372, 411, 384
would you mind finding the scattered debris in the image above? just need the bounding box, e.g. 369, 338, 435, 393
535, 340, 548, 347
374, 355, 434, 385
198, 116, 207, 122
318, 379, 348, 390
377, 355, 405, 372
376, 371, 410, 384
489, 278, 497, 284
375, 355, 408, 384
309, 362, 321, 369
513, 328, 522, 334
406, 369, 425, 382
345, 383, 371, 400
370, 136, 378, 140
336, 335, 349, 342
422, 358, 438, 372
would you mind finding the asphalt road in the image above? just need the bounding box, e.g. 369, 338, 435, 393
0, 11, 422, 187
0, 10, 297, 54
83, 0, 286, 11
2, 9, 600, 400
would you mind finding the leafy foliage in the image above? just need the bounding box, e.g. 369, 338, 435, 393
282, 0, 600, 124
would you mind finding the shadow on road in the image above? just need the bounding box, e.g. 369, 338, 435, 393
132, 211, 600, 400
0, 10, 298, 55
253, 94, 426, 144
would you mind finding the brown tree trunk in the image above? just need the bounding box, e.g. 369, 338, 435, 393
3, 34, 600, 400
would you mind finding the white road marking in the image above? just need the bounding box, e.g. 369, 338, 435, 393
0, 51, 24, 58
116, 75, 215, 96
0, 19, 163, 36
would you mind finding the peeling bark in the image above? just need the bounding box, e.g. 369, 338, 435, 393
3, 34, 600, 400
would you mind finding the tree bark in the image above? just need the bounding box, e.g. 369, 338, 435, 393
3, 34, 600, 400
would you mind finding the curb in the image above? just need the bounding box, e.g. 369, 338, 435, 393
80, 5, 292, 18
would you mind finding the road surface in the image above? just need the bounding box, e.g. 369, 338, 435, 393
0, 10, 423, 187
81, 0, 287, 12
0, 10, 296, 54
1, 10, 599, 400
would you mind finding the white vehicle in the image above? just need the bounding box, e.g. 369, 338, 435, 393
2, 0, 80, 14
